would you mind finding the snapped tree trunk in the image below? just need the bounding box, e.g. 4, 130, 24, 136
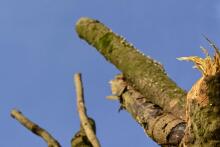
178, 45, 220, 147
75, 17, 220, 147
10, 17, 220, 147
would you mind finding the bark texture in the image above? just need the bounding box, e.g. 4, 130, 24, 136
183, 74, 220, 147
75, 17, 186, 120
109, 75, 186, 146
75, 17, 220, 147
178, 43, 220, 146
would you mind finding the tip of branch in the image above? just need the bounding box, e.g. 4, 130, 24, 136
76, 17, 93, 25
11, 109, 21, 118
74, 72, 81, 78
75, 17, 99, 36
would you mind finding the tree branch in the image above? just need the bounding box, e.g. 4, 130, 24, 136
75, 17, 186, 120
108, 74, 185, 146
11, 109, 61, 147
74, 73, 101, 147
71, 117, 96, 147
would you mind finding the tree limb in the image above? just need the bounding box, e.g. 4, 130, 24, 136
108, 74, 185, 146
74, 73, 101, 147
11, 109, 61, 147
75, 17, 187, 120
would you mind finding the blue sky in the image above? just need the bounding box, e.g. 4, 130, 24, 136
1, 1, 220, 147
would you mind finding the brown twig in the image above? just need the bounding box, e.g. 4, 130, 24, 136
11, 109, 61, 147
74, 73, 101, 147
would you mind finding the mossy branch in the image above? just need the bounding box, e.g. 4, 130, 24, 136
75, 17, 186, 119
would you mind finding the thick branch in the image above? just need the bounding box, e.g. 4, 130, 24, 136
74, 73, 100, 147
179, 45, 220, 146
11, 109, 61, 147
109, 75, 185, 146
75, 17, 186, 119
182, 73, 220, 147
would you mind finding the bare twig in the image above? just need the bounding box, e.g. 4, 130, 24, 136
74, 73, 101, 147
11, 109, 61, 147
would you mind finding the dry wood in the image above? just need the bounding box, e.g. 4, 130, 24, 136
11, 109, 61, 147
74, 73, 101, 147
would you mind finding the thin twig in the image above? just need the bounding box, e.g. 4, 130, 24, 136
74, 73, 101, 147
11, 109, 61, 147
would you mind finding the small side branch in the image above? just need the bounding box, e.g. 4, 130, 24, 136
74, 73, 101, 147
11, 109, 61, 147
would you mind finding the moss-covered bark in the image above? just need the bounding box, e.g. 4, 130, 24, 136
76, 17, 186, 119
183, 74, 220, 147
75, 17, 220, 147
179, 45, 220, 146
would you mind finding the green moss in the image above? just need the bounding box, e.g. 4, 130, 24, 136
76, 17, 187, 118
97, 33, 111, 48
97, 33, 114, 54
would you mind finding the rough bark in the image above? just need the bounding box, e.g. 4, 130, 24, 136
11, 17, 220, 147
179, 46, 220, 147
109, 75, 186, 146
75, 17, 187, 120
75, 17, 220, 147
182, 74, 220, 147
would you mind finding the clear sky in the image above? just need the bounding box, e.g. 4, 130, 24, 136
1, 0, 220, 147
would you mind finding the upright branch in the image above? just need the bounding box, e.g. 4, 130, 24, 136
11, 109, 61, 147
74, 73, 101, 147
75, 17, 187, 119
